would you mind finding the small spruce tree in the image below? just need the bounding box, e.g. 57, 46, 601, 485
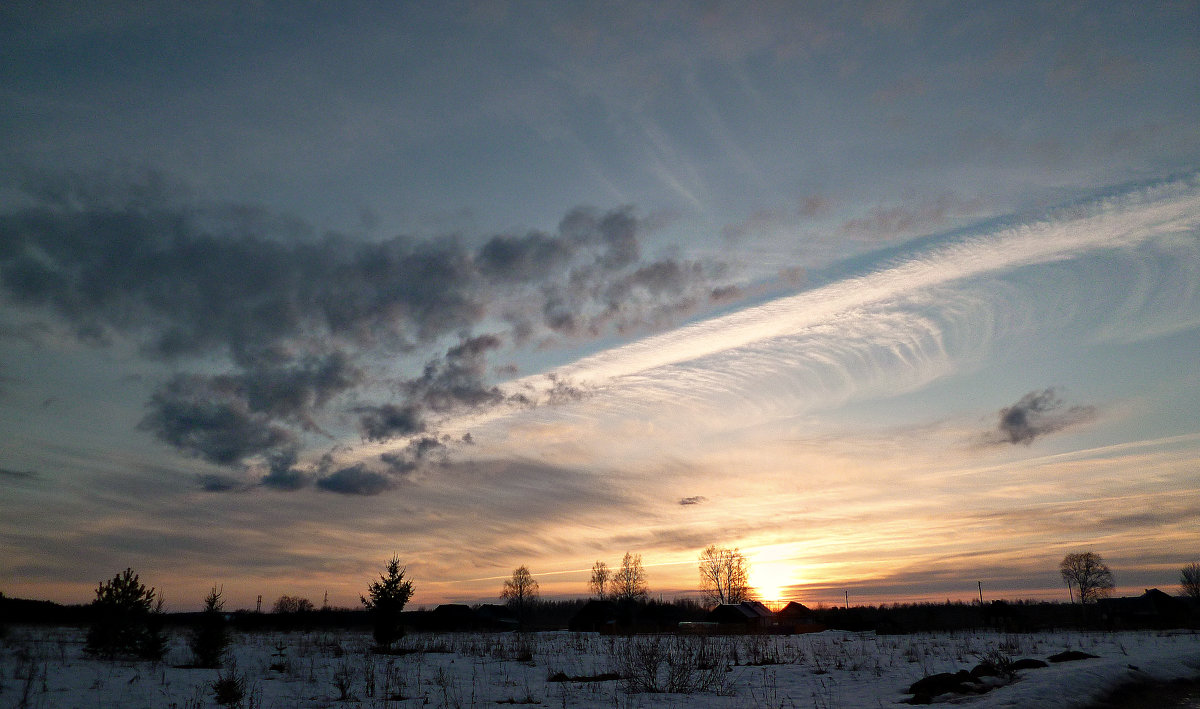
361, 555, 414, 651
86, 568, 166, 660
189, 586, 231, 668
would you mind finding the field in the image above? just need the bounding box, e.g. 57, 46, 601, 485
2, 626, 1199, 708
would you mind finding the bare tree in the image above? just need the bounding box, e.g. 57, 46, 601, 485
698, 544, 751, 606
272, 595, 314, 614
501, 565, 539, 628
589, 560, 611, 600
611, 552, 649, 603
1060, 551, 1114, 604
1181, 562, 1200, 598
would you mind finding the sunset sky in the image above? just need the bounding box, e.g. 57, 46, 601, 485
2, 2, 1199, 612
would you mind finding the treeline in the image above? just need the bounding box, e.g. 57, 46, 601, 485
8, 592, 1195, 636
0, 594, 704, 633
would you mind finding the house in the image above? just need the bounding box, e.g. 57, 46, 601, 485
775, 601, 824, 633
1098, 589, 1193, 628
707, 601, 776, 628
428, 603, 478, 631
775, 601, 813, 621
568, 600, 618, 633
474, 603, 519, 631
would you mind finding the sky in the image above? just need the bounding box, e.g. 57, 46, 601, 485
2, 1, 1199, 612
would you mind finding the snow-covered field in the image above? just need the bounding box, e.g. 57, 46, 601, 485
2, 625, 1198, 708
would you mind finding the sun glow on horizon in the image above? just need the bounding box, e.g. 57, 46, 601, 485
749, 560, 801, 609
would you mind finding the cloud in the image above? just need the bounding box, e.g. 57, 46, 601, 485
197, 474, 241, 492
678, 496, 708, 505
356, 403, 426, 443
532, 177, 1200, 391
477, 231, 573, 283
259, 449, 313, 491
989, 388, 1097, 445
315, 463, 394, 496
0, 172, 741, 484
139, 375, 297, 465
841, 193, 984, 239
0, 467, 38, 481
378, 435, 448, 476
403, 334, 505, 414
720, 195, 832, 241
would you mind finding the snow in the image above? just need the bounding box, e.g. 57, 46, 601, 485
2, 626, 1198, 708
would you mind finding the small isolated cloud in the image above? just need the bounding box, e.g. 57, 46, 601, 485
197, 473, 242, 492
720, 194, 831, 241
315, 463, 393, 496
800, 195, 831, 218
679, 495, 708, 506
841, 193, 984, 239
988, 387, 1096, 445
542, 373, 591, 406
0, 467, 38, 482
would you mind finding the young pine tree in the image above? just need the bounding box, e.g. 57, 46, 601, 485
86, 568, 166, 660
189, 586, 231, 668
361, 555, 414, 651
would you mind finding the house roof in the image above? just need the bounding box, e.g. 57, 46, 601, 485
776, 601, 812, 617
708, 601, 775, 623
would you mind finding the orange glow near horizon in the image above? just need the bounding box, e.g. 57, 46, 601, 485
748, 558, 802, 610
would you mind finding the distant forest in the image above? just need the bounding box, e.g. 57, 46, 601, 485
4, 592, 1196, 635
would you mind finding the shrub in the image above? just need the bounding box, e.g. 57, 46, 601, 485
85, 568, 165, 660
189, 586, 230, 668
613, 635, 727, 694
212, 665, 246, 707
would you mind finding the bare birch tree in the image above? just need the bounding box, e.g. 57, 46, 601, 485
611, 552, 648, 602
1181, 562, 1200, 598
698, 544, 751, 606
589, 560, 611, 600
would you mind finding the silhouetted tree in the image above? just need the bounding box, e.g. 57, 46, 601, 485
698, 544, 751, 606
361, 555, 414, 650
86, 568, 165, 660
272, 595, 315, 614
611, 552, 649, 603
1181, 562, 1200, 598
1060, 551, 1114, 604
189, 586, 230, 668
589, 560, 611, 600
501, 565, 539, 628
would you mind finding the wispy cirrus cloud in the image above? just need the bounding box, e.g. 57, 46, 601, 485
479, 177, 1200, 421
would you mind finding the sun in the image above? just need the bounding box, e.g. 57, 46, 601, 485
749, 561, 797, 608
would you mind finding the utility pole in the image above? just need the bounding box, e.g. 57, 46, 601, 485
256, 595, 262, 613
977, 581, 984, 605
844, 590, 849, 610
